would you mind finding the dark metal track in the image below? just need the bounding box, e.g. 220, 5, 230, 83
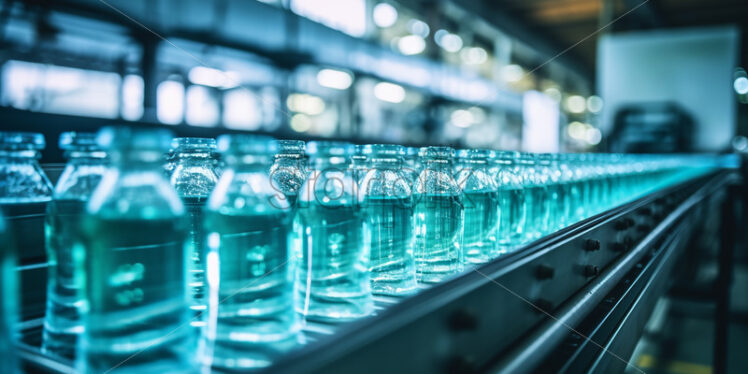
16, 170, 737, 374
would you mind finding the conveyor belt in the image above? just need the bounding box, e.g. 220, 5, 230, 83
16, 170, 739, 374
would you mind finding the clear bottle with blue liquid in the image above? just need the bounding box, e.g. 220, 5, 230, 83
413, 146, 464, 283
43, 132, 107, 360
270, 140, 307, 207
295, 141, 373, 321
78, 127, 194, 373
361, 144, 417, 295
493, 151, 526, 254
456, 149, 499, 264
0, 211, 19, 373
169, 137, 219, 329
0, 131, 53, 322
201, 135, 299, 370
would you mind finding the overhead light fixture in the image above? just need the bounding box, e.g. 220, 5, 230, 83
734, 76, 748, 95
290, 113, 312, 132
287, 93, 325, 115
565, 95, 586, 114
567, 121, 586, 140
317, 68, 353, 90
398, 35, 426, 55
586, 95, 604, 113
585, 127, 602, 145
188, 66, 239, 89
543, 87, 561, 103
450, 109, 474, 128
460, 47, 487, 65
407, 19, 430, 38
373, 3, 398, 28
374, 82, 405, 103
502, 64, 524, 83
438, 33, 463, 53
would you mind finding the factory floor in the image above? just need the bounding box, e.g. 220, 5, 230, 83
626, 263, 748, 374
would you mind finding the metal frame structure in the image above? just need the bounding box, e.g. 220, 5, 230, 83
16, 169, 740, 374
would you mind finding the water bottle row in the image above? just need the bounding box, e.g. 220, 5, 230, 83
0, 129, 718, 373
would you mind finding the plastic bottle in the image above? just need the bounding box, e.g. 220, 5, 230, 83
78, 127, 194, 373
493, 151, 525, 254
456, 149, 499, 264
202, 135, 299, 370
0, 131, 53, 321
169, 137, 219, 328
43, 132, 107, 359
270, 140, 307, 207
0, 211, 19, 373
413, 146, 464, 283
361, 144, 417, 295
295, 141, 372, 321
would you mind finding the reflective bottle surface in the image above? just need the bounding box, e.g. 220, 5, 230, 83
0, 131, 53, 321
0, 211, 19, 373
536, 154, 561, 234
202, 135, 299, 370
493, 151, 525, 254
78, 127, 194, 373
361, 144, 417, 295
456, 149, 498, 264
43, 132, 107, 360
295, 141, 372, 321
413, 146, 464, 283
169, 137, 219, 329
351, 144, 368, 188
270, 140, 307, 207
518, 153, 549, 241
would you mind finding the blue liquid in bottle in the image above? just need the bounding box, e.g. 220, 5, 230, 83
201, 135, 299, 370
361, 144, 417, 295
295, 141, 372, 321
169, 137, 219, 328
413, 147, 464, 283
0, 211, 19, 373
456, 149, 499, 264
43, 132, 106, 359
78, 127, 194, 374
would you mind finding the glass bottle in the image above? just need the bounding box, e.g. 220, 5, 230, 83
78, 127, 194, 373
361, 144, 417, 295
566, 154, 587, 223
202, 135, 299, 370
169, 137, 219, 328
493, 151, 525, 254
402, 146, 421, 185
163, 146, 176, 177
536, 154, 561, 234
556, 154, 575, 229
270, 140, 307, 207
456, 149, 499, 264
518, 153, 549, 241
0, 131, 53, 320
351, 144, 368, 187
295, 141, 372, 321
43, 132, 107, 360
0, 211, 19, 373
413, 146, 464, 283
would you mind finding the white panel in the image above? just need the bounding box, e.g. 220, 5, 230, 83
598, 27, 739, 151
522, 90, 559, 153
